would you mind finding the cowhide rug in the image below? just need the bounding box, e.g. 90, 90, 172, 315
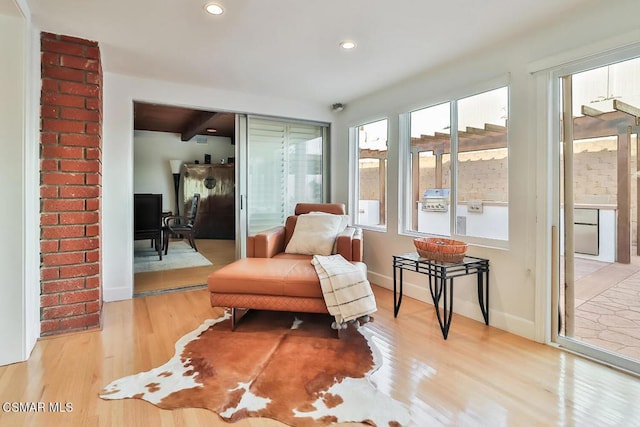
100, 310, 410, 426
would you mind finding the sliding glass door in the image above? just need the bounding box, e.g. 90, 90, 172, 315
554, 54, 640, 373
235, 115, 328, 256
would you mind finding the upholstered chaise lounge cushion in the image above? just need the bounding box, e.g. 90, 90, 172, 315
210, 258, 323, 298
210, 257, 367, 296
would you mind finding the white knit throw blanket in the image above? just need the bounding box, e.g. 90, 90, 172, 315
311, 254, 377, 325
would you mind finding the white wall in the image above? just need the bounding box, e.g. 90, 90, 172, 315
331, 0, 640, 340
0, 8, 26, 365
133, 131, 235, 213
103, 74, 333, 301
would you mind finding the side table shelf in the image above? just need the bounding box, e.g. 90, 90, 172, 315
392, 252, 490, 339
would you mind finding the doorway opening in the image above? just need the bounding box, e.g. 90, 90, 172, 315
132, 102, 237, 296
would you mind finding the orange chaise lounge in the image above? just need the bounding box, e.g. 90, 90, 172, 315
207, 203, 365, 328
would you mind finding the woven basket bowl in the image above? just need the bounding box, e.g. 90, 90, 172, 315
414, 237, 467, 263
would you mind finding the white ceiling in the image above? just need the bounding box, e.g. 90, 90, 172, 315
25, 0, 594, 106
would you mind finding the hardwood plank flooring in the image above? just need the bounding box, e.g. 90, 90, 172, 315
2, 286, 640, 426
134, 239, 236, 295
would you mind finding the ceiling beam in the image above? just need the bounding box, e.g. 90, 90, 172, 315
181, 112, 219, 141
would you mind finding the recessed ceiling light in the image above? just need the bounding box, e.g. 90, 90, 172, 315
206, 128, 217, 133
204, 3, 224, 15
339, 40, 356, 50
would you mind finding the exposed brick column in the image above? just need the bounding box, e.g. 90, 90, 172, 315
39, 32, 102, 336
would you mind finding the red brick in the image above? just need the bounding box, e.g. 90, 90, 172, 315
59, 263, 99, 279
41, 294, 59, 307
60, 212, 99, 225
86, 123, 100, 135
86, 72, 100, 85
86, 301, 101, 314
41, 79, 58, 93
85, 251, 100, 263
41, 51, 60, 66
41, 133, 59, 145
59, 313, 100, 331
40, 320, 60, 334
40, 213, 59, 225
42, 146, 83, 159
86, 199, 100, 211
42, 252, 85, 267
42, 66, 85, 83
40, 267, 59, 281
85, 148, 100, 160
41, 225, 85, 239
85, 98, 100, 111
60, 289, 100, 304
60, 160, 99, 173
41, 38, 85, 57
59, 35, 98, 47
60, 107, 100, 122
41, 32, 58, 41
42, 199, 84, 212
40, 240, 59, 253
59, 186, 99, 199
86, 277, 100, 289
85, 46, 100, 59
60, 55, 99, 71
59, 238, 99, 251
42, 119, 85, 133
59, 134, 99, 147
40, 213, 58, 225
42, 303, 85, 320
41, 105, 59, 119
40, 187, 59, 199
42, 92, 85, 108
85, 173, 101, 185
59, 82, 99, 98
41, 278, 85, 294
42, 173, 84, 185
85, 225, 100, 237
40, 159, 58, 171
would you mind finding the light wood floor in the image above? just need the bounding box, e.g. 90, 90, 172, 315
134, 239, 236, 295
2, 286, 640, 426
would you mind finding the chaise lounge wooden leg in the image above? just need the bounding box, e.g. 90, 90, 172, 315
231, 308, 249, 330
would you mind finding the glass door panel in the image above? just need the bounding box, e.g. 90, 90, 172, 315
557, 57, 640, 372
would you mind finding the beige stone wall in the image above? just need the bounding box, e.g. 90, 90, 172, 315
359, 159, 382, 200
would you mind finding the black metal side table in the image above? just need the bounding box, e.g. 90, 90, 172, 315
392, 252, 490, 339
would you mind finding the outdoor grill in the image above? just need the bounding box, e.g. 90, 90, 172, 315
421, 188, 450, 212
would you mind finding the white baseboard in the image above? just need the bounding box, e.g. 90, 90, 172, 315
103, 286, 133, 302
368, 270, 535, 341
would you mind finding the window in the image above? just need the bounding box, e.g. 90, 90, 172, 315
403, 86, 509, 243
247, 118, 325, 234
353, 119, 388, 229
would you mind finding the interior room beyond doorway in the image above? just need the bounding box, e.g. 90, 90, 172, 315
132, 102, 237, 295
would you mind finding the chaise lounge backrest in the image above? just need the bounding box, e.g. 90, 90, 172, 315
247, 203, 363, 262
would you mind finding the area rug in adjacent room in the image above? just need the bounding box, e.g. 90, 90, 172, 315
133, 240, 212, 274
100, 310, 410, 426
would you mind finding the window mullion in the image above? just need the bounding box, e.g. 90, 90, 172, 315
450, 100, 459, 237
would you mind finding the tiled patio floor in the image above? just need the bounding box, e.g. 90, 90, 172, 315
572, 257, 640, 360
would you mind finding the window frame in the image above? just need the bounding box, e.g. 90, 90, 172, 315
399, 78, 511, 249
349, 117, 389, 231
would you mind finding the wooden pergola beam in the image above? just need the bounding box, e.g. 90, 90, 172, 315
614, 100, 640, 125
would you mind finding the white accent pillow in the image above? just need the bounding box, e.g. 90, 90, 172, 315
309, 211, 349, 232
285, 213, 344, 256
